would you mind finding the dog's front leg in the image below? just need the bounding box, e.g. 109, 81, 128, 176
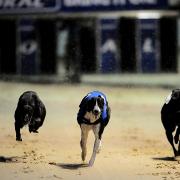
89, 138, 100, 167
80, 124, 89, 162
89, 124, 101, 167
15, 122, 22, 141
176, 132, 180, 159
166, 131, 178, 156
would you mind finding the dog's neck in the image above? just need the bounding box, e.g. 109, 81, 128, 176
84, 111, 101, 123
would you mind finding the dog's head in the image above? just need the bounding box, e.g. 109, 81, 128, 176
86, 95, 105, 119
171, 89, 180, 101
22, 104, 33, 124
19, 92, 42, 132
165, 89, 180, 104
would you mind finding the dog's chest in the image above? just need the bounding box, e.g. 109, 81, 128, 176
84, 111, 100, 123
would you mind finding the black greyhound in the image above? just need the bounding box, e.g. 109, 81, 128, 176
161, 89, 180, 157
14, 91, 46, 141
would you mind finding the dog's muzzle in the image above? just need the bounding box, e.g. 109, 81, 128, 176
24, 114, 29, 122
93, 109, 100, 116
24, 114, 32, 125
93, 109, 101, 119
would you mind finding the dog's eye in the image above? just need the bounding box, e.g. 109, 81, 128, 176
97, 98, 104, 108
172, 93, 179, 100
31, 101, 35, 106
172, 90, 180, 100
87, 98, 96, 111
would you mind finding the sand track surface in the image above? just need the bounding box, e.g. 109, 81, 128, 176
0, 82, 179, 180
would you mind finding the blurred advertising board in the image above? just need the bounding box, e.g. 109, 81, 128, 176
99, 18, 119, 73
18, 19, 39, 75
136, 19, 160, 73
0, 0, 169, 14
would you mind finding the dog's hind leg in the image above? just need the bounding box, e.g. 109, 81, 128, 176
175, 127, 180, 154
97, 124, 106, 153
174, 127, 180, 144
178, 142, 180, 156
166, 130, 178, 156
80, 124, 89, 162
89, 124, 101, 167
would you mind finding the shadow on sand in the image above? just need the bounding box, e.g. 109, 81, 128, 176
0, 156, 18, 163
152, 157, 176, 161
49, 162, 89, 170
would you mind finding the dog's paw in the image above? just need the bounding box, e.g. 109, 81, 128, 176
88, 156, 96, 167
16, 137, 22, 141
175, 156, 180, 161
88, 159, 95, 167
33, 130, 39, 133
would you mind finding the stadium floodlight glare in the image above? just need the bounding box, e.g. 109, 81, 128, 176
136, 10, 178, 19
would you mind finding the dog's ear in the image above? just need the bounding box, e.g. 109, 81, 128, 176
33, 94, 42, 115
14, 105, 21, 120
79, 96, 88, 108
172, 89, 180, 100
17, 94, 25, 107
79, 93, 94, 109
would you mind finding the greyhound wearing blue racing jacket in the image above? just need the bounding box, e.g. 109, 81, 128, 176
77, 91, 111, 166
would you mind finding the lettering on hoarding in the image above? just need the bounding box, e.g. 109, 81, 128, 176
19, 40, 37, 55
112, 0, 126, 5
0, 0, 166, 11
128, 0, 157, 5
64, 0, 158, 7
0, 0, 44, 8
64, 0, 111, 7
102, 39, 117, 53
142, 38, 154, 53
